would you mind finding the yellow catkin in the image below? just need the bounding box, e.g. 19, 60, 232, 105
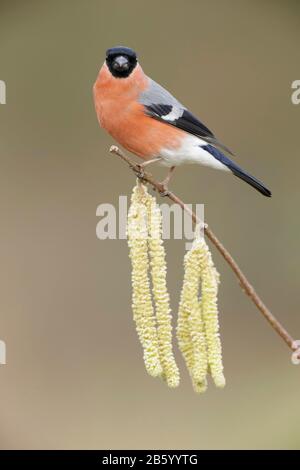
178, 228, 225, 392
177, 239, 208, 393
188, 300, 208, 393
146, 193, 180, 388
128, 182, 224, 391
199, 242, 225, 388
127, 185, 162, 377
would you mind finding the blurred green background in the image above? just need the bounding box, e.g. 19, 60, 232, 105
0, 0, 299, 450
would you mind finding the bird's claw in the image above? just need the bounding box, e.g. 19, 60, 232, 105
158, 183, 170, 197
135, 164, 145, 179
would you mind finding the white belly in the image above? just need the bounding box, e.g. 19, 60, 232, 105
159, 135, 230, 171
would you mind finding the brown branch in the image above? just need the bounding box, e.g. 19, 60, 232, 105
109, 145, 300, 362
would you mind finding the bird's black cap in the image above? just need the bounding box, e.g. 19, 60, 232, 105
106, 46, 137, 60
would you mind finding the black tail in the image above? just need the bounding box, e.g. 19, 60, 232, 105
230, 165, 271, 197
202, 144, 272, 197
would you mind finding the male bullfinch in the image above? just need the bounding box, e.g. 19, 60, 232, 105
93, 46, 271, 197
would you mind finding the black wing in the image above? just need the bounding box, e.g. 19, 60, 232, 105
144, 104, 234, 156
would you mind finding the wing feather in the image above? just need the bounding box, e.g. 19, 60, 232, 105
139, 78, 234, 156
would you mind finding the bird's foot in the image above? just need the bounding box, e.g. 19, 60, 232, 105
135, 164, 145, 180
158, 166, 175, 196
158, 182, 170, 197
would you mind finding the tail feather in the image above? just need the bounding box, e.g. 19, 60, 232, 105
230, 165, 271, 197
202, 144, 272, 197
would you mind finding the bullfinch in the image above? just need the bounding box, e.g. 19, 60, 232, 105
93, 46, 271, 197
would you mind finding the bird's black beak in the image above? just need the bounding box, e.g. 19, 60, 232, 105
112, 55, 129, 72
